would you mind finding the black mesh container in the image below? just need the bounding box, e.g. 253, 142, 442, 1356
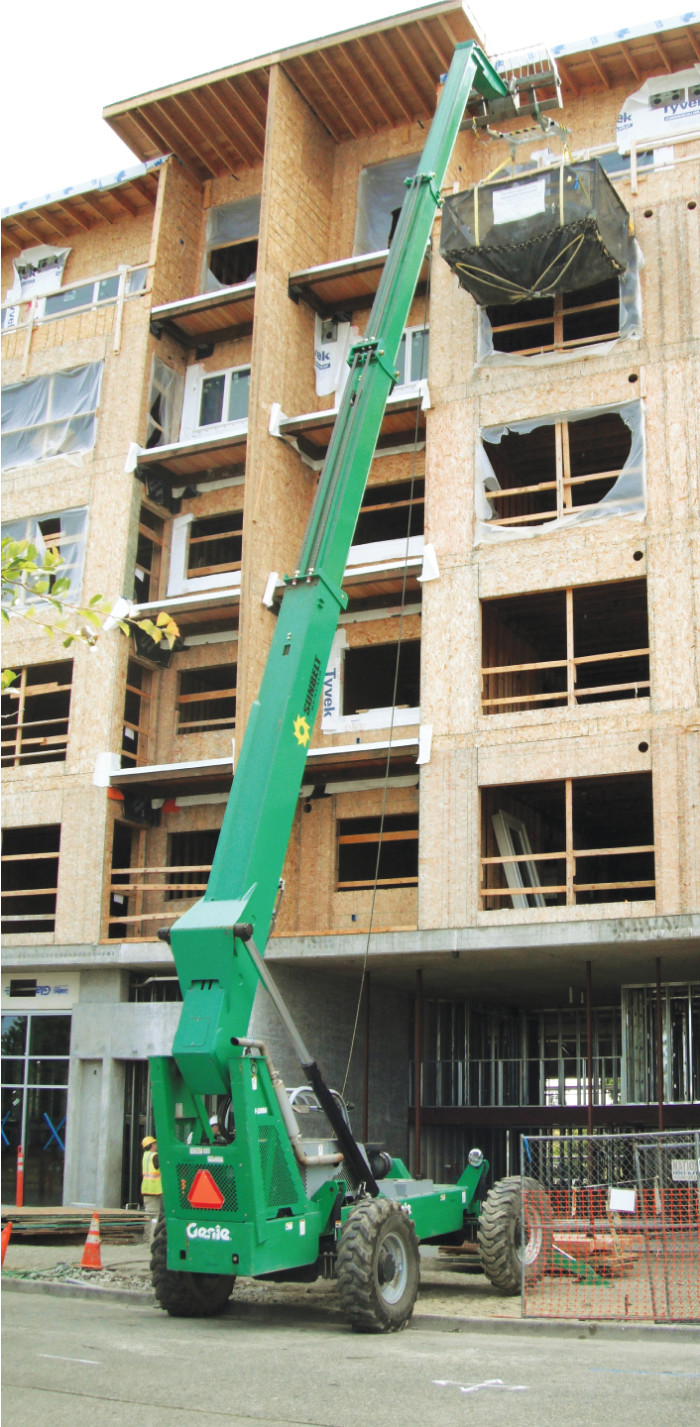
440, 159, 634, 307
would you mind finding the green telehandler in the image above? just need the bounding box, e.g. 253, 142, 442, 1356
149, 39, 552, 1332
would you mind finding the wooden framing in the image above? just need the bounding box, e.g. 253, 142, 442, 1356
482, 411, 635, 527
337, 814, 419, 891
481, 581, 650, 714
486, 280, 621, 356
480, 776, 656, 909
176, 666, 237, 735
1, 661, 72, 768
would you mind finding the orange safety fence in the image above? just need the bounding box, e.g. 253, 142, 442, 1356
520, 1131, 700, 1323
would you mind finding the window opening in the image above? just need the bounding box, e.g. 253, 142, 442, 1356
479, 406, 640, 533
352, 479, 425, 546
108, 821, 134, 939
354, 154, 421, 254
1, 1011, 70, 1205
177, 665, 237, 734
166, 830, 219, 900
481, 580, 649, 713
145, 358, 183, 449
480, 773, 654, 909
485, 279, 620, 356
186, 511, 242, 579
204, 196, 260, 293
2, 660, 72, 767
128, 972, 183, 1003
208, 238, 258, 289
343, 640, 420, 717
199, 367, 250, 430
1, 508, 87, 606
121, 660, 152, 766
1, 825, 61, 933
337, 812, 418, 890
1, 364, 103, 470
133, 506, 164, 604
395, 326, 429, 386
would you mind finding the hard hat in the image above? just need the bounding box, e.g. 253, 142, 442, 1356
142, 1135, 156, 1148
209, 1115, 218, 1127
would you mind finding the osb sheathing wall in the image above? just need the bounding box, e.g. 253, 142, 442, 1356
418, 83, 700, 932
2, 204, 158, 948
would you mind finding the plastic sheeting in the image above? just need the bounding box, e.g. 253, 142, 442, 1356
145, 357, 183, 448
476, 240, 644, 367
353, 153, 420, 255
1, 363, 103, 471
204, 196, 260, 291
314, 316, 356, 397
617, 65, 700, 153
475, 399, 645, 544
5, 245, 71, 303
1, 507, 87, 603
440, 160, 635, 307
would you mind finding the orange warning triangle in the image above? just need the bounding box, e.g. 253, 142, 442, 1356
188, 1168, 225, 1210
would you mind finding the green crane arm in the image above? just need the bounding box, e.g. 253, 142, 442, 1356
168, 43, 507, 1093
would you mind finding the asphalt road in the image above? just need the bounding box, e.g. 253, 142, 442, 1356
3, 1292, 699, 1427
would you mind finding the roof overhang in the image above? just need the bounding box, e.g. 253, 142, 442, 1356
102, 3, 483, 181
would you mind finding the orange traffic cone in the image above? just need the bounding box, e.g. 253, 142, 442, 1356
80, 1211, 102, 1270
1, 1222, 11, 1266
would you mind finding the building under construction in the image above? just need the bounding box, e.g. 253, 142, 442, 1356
1, 2, 699, 1209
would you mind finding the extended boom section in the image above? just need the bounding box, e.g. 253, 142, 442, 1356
151, 44, 508, 1307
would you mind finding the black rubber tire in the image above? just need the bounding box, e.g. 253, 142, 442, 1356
477, 1175, 553, 1295
150, 1213, 235, 1317
337, 1197, 420, 1333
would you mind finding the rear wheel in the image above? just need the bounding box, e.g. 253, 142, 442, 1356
477, 1176, 552, 1295
150, 1213, 234, 1317
337, 1197, 419, 1333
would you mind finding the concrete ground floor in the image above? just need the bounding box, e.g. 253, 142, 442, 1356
2, 911, 699, 1208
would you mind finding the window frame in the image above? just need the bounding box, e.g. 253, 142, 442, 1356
336, 812, 419, 891
1, 660, 73, 768
322, 627, 421, 734
180, 363, 251, 443
1, 507, 88, 607
166, 508, 243, 597
1, 364, 103, 470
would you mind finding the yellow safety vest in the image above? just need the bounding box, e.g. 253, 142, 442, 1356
141, 1149, 161, 1195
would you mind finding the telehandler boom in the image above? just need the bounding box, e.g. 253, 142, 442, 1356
149, 41, 551, 1332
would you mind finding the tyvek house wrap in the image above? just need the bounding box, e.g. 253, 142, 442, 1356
475, 399, 645, 544
440, 160, 635, 307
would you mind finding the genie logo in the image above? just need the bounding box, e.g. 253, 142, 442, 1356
186, 1222, 231, 1241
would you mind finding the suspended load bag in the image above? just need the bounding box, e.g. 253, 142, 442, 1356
440, 159, 634, 307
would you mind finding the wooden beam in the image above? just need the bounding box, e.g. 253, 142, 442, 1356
54, 201, 91, 232
79, 193, 114, 224
318, 49, 371, 134
376, 31, 425, 116
417, 18, 451, 70
171, 91, 240, 173
683, 26, 700, 62
618, 42, 641, 82
652, 37, 672, 73
342, 44, 394, 128
555, 58, 579, 100
397, 26, 439, 94
205, 83, 263, 166
225, 75, 267, 146
132, 108, 202, 182
295, 56, 349, 140
356, 38, 413, 123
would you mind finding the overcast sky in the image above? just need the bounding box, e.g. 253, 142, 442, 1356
1, 2, 692, 210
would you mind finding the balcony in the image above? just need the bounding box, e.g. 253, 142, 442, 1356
150, 280, 256, 350
288, 249, 429, 317
135, 430, 247, 488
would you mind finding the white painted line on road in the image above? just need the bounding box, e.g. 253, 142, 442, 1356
433, 1379, 528, 1394
38, 1354, 99, 1366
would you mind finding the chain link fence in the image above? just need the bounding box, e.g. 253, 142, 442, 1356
520, 1131, 700, 1322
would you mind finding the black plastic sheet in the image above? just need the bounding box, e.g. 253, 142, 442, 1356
440, 160, 634, 306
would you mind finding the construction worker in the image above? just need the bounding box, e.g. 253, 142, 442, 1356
141, 1135, 162, 1241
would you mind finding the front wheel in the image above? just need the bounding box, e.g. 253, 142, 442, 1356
151, 1213, 235, 1317
337, 1197, 419, 1333
477, 1176, 552, 1295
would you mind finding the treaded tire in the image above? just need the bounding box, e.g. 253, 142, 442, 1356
150, 1213, 234, 1317
477, 1176, 552, 1295
337, 1197, 419, 1333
